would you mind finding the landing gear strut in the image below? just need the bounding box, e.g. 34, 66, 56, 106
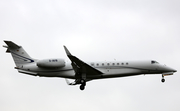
161, 75, 165, 83
79, 79, 86, 90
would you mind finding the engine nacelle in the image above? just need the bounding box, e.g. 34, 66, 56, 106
37, 59, 65, 68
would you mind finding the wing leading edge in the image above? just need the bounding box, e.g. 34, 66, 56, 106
63, 46, 103, 77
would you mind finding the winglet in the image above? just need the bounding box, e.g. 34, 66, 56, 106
63, 46, 72, 56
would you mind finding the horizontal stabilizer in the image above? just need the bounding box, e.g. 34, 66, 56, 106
3, 45, 8, 48
4, 40, 21, 49
3, 45, 10, 53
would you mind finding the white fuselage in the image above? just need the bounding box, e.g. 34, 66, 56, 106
18, 60, 176, 80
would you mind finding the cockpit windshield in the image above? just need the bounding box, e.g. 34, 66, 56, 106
151, 60, 159, 64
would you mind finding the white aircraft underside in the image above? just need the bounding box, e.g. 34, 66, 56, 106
3, 41, 177, 90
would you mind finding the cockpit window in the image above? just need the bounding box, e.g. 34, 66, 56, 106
151, 60, 159, 64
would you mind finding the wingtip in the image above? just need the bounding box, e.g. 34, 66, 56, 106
63, 45, 72, 56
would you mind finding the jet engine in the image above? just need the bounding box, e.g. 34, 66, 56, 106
37, 59, 65, 68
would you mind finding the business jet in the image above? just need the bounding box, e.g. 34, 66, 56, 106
3, 41, 177, 90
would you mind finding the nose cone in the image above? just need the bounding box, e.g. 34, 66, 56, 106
165, 66, 177, 72
158, 65, 177, 73
172, 68, 177, 72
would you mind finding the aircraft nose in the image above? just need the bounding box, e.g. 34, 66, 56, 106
159, 65, 177, 73
172, 69, 177, 72
167, 67, 177, 72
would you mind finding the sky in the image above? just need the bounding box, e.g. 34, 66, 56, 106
0, 0, 180, 111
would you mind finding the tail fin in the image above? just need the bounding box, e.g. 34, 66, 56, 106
3, 41, 35, 67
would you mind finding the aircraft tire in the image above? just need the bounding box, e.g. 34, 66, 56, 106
161, 78, 165, 83
80, 85, 85, 90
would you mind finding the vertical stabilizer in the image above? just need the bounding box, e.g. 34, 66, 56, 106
3, 41, 35, 67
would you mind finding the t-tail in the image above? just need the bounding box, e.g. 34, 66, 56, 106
3, 41, 36, 67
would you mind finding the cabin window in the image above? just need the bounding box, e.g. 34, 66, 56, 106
107, 63, 110, 66
91, 63, 94, 66
97, 63, 99, 66
102, 63, 104, 66
117, 63, 119, 65
122, 63, 124, 65
126, 63, 128, 65
112, 63, 115, 65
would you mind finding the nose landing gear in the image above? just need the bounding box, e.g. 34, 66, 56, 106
161, 75, 165, 83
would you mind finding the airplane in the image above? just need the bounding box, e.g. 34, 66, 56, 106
3, 40, 177, 90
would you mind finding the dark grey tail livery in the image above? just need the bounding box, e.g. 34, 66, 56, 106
3, 41, 35, 67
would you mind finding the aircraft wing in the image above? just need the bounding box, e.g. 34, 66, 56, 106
64, 46, 103, 79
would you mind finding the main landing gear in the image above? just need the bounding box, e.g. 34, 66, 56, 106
161, 75, 165, 83
79, 79, 86, 90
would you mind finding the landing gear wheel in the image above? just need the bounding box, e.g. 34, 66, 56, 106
161, 75, 165, 83
79, 79, 86, 90
80, 85, 85, 90
161, 78, 165, 83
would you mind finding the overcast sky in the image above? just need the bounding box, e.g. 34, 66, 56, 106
1, 0, 180, 111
